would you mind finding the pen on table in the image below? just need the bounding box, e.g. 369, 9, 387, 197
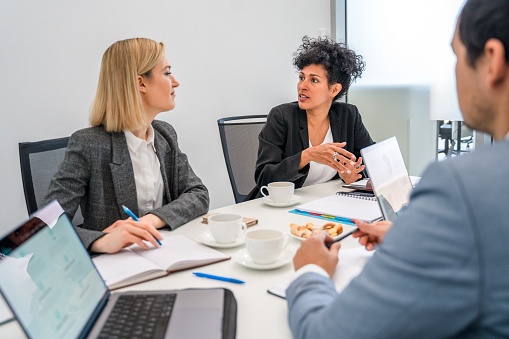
325, 227, 359, 249
122, 205, 162, 246
193, 272, 245, 284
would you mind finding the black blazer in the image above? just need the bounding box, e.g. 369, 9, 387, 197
247, 101, 374, 200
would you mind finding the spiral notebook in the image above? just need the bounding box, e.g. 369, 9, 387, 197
295, 192, 383, 223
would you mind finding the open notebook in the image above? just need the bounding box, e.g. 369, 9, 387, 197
93, 235, 230, 290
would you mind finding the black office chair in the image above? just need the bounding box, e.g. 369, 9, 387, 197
218, 115, 267, 203
19, 137, 83, 225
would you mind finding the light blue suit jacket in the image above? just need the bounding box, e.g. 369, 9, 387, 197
287, 140, 509, 338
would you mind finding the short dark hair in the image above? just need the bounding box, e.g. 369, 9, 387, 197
293, 36, 365, 101
459, 0, 509, 67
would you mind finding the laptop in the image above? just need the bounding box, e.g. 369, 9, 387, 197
360, 136, 413, 222
0, 201, 236, 339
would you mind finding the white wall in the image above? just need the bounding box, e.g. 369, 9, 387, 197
0, 0, 331, 233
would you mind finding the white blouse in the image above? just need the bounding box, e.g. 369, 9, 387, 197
124, 125, 164, 217
303, 126, 338, 187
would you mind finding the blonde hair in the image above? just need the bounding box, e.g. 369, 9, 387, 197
90, 38, 166, 132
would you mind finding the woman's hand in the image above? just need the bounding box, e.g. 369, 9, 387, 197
139, 213, 166, 229
91, 219, 163, 254
337, 156, 365, 185
300, 142, 354, 171
352, 219, 393, 251
300, 142, 364, 184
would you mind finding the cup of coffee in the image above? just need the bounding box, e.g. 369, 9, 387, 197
260, 182, 295, 203
245, 229, 290, 264
208, 214, 247, 244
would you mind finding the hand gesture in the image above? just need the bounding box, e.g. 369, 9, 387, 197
300, 142, 364, 185
336, 156, 365, 185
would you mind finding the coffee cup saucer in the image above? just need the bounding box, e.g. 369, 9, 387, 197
262, 195, 302, 207
198, 231, 245, 248
233, 248, 293, 270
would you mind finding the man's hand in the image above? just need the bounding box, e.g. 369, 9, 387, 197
352, 219, 393, 251
293, 232, 341, 277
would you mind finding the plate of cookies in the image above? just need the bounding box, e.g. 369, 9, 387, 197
289, 222, 343, 240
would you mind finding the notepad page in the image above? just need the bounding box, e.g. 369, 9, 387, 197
93, 249, 164, 287
131, 235, 230, 271
296, 193, 382, 222
331, 246, 374, 292
267, 247, 375, 299
0, 295, 13, 325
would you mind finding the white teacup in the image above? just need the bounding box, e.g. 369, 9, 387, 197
208, 214, 247, 244
245, 229, 290, 264
260, 182, 295, 203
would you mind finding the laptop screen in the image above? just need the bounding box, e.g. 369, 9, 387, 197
0, 201, 107, 339
361, 136, 413, 222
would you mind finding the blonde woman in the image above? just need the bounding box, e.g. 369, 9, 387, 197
44, 38, 209, 254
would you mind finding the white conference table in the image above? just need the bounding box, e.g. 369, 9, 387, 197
0, 179, 361, 339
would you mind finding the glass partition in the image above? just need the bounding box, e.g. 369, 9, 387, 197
343, 0, 468, 176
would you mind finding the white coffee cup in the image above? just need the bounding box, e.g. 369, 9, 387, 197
260, 182, 295, 203
208, 214, 247, 244
245, 229, 290, 264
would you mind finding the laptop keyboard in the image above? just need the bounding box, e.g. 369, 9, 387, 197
98, 293, 177, 339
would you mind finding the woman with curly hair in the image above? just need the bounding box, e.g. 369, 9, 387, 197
43, 38, 209, 253
249, 36, 374, 199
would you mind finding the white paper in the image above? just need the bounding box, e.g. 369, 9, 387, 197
296, 193, 382, 222
92, 235, 230, 289
131, 235, 230, 270
268, 247, 374, 299
0, 295, 13, 325
92, 249, 164, 287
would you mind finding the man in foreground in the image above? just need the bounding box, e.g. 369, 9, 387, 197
287, 0, 509, 337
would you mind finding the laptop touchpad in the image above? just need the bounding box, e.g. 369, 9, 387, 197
167, 308, 221, 339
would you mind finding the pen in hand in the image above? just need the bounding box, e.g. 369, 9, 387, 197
326, 227, 359, 249
122, 205, 162, 246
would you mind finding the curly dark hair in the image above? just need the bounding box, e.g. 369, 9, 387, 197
293, 36, 365, 101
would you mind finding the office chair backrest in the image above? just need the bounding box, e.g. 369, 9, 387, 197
18, 137, 84, 225
218, 115, 267, 203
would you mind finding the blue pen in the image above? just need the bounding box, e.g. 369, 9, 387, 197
122, 205, 162, 246
193, 272, 245, 284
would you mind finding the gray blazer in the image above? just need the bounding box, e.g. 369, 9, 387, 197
287, 140, 509, 338
43, 120, 209, 250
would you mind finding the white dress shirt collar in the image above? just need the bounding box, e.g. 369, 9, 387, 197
125, 125, 156, 153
